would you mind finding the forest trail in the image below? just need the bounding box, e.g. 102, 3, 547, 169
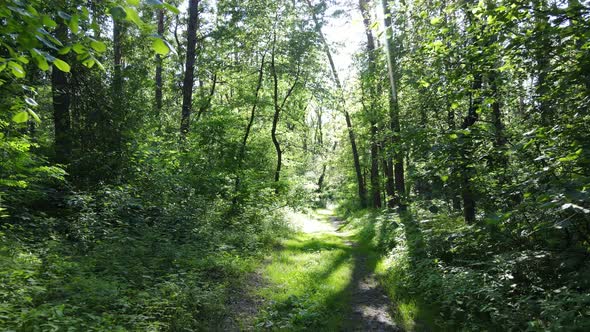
325, 212, 400, 332
251, 209, 401, 331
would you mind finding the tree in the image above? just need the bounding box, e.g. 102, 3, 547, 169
305, 0, 367, 207
155, 5, 165, 124
52, 19, 72, 164
359, 0, 382, 208
381, 0, 406, 209
180, 0, 200, 136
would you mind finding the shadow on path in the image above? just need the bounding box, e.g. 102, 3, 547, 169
331, 214, 402, 332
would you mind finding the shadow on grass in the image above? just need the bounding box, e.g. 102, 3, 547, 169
255, 232, 354, 330
256, 212, 402, 331
366, 209, 445, 332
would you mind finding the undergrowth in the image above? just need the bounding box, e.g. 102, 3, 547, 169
340, 208, 590, 331
254, 212, 353, 330
0, 184, 291, 331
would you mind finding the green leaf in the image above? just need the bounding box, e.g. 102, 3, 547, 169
152, 38, 170, 55
58, 46, 71, 55
72, 43, 86, 54
558, 148, 583, 162
42, 15, 57, 28
35, 56, 49, 71
82, 58, 95, 68
90, 40, 107, 53
58, 11, 71, 20
53, 59, 70, 72
8, 61, 25, 78
16, 56, 29, 64
12, 111, 29, 123
27, 109, 41, 123
69, 15, 79, 34
94, 59, 105, 71
125, 7, 143, 27
24, 97, 38, 107
430, 17, 442, 25
126, 0, 140, 5
110, 6, 127, 20
162, 3, 180, 14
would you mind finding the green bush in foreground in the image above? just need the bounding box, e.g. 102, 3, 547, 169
343, 210, 590, 331
0, 183, 290, 331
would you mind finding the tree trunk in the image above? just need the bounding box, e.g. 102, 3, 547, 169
180, 0, 200, 136
196, 73, 216, 121
344, 111, 367, 207
270, 33, 282, 193
111, 16, 126, 175
382, 0, 406, 209
532, 0, 552, 126
460, 74, 482, 224
490, 71, 506, 152
155, 6, 164, 124
305, 0, 367, 207
383, 158, 395, 207
370, 126, 381, 208
52, 21, 71, 164
113, 18, 123, 120
317, 164, 327, 192
359, 0, 382, 208
234, 53, 266, 198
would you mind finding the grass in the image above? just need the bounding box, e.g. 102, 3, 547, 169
338, 209, 441, 332
252, 208, 442, 331
254, 210, 355, 330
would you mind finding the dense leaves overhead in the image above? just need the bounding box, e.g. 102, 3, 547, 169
0, 0, 589, 330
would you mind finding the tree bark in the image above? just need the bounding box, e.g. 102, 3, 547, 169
180, 0, 200, 136
52, 21, 71, 164
155, 6, 164, 124
305, 0, 367, 207
460, 74, 482, 224
234, 53, 266, 198
111, 15, 125, 170
359, 0, 382, 208
532, 0, 552, 126
196, 73, 216, 121
270, 34, 282, 192
381, 0, 406, 209
270, 32, 300, 194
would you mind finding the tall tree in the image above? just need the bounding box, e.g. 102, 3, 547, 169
381, 0, 406, 209
234, 52, 266, 198
180, 0, 200, 136
52, 20, 71, 164
270, 30, 301, 193
359, 0, 382, 208
305, 0, 367, 207
155, 5, 164, 124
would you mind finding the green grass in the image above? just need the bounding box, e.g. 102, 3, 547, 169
340, 209, 442, 332
252, 209, 443, 331
254, 212, 355, 330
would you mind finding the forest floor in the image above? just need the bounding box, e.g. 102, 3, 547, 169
232, 209, 401, 331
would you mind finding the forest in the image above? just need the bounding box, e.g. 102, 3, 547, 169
1, 0, 589, 330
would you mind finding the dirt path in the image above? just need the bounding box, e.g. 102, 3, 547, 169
229, 209, 401, 331
328, 215, 401, 332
